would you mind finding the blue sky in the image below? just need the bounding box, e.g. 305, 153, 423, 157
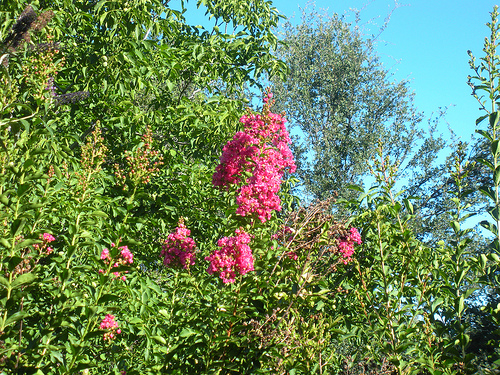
185, 0, 499, 143
265, 0, 497, 227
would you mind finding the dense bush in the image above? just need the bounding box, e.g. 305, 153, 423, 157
1, 1, 500, 374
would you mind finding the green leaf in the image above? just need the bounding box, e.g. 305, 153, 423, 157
495, 165, 500, 185
455, 268, 467, 286
0, 276, 10, 290
152, 335, 167, 344
457, 295, 465, 315
17, 183, 30, 197
490, 206, 500, 222
403, 198, 414, 215
14, 238, 39, 250
347, 184, 364, 192
4, 311, 28, 328
97, 294, 121, 304
54, 181, 65, 191
0, 194, 9, 206
10, 218, 26, 237
479, 186, 496, 201
158, 309, 169, 318
11, 272, 36, 289
489, 253, 500, 262
84, 330, 104, 341
464, 286, 478, 300
79, 231, 93, 239
480, 220, 498, 236
480, 253, 488, 269
0, 238, 11, 248
316, 300, 325, 310
120, 238, 141, 246
179, 328, 197, 338
476, 115, 490, 127
477, 158, 495, 171
493, 140, 500, 157
54, 165, 62, 179
91, 211, 108, 218
491, 111, 500, 129
431, 298, 443, 313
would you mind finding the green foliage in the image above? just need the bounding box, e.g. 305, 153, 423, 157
0, 2, 357, 373
3, 1, 500, 374
332, 7, 500, 374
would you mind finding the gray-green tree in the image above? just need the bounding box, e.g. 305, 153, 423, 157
269, 9, 435, 201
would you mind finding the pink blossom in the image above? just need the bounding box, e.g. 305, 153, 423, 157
349, 227, 362, 244
34, 233, 56, 256
161, 221, 196, 269
263, 92, 273, 103
100, 314, 118, 330
212, 92, 296, 223
100, 248, 111, 261
100, 245, 134, 280
338, 228, 362, 264
338, 241, 355, 264
112, 262, 120, 278
120, 246, 133, 264
206, 228, 254, 283
100, 314, 120, 341
43, 233, 56, 243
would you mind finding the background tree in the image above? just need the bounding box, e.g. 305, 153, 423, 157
269, 8, 432, 202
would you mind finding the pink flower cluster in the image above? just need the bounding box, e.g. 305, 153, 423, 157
33, 232, 56, 255
99, 244, 134, 281
161, 221, 196, 269
213, 92, 296, 223
100, 314, 121, 341
338, 228, 362, 264
43, 233, 56, 242
205, 228, 254, 283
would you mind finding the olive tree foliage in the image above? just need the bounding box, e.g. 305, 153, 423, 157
403, 138, 489, 248
269, 9, 437, 201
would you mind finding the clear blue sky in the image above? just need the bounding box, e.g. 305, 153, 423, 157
268, 0, 498, 143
